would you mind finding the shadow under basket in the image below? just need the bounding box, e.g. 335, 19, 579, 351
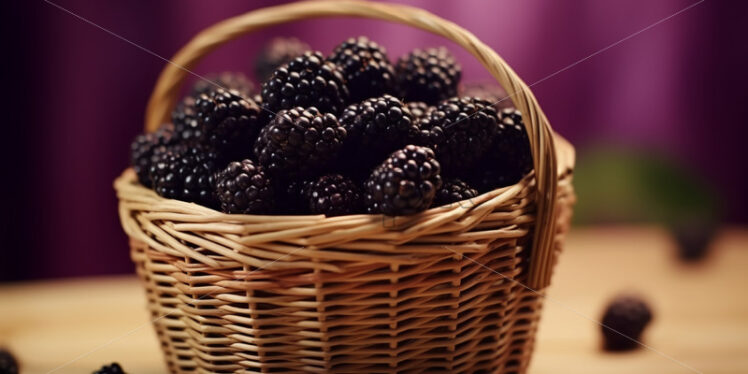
115, 1, 576, 373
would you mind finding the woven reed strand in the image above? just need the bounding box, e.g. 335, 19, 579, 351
116, 1, 577, 372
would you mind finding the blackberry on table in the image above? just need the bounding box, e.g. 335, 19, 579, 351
130, 123, 176, 187
190, 71, 253, 98
405, 101, 432, 121
149, 146, 220, 207
339, 95, 419, 173
328, 36, 395, 102
0, 348, 18, 374
417, 96, 499, 174
303, 174, 362, 216
93, 362, 125, 374
433, 178, 478, 208
601, 294, 653, 351
364, 145, 442, 216
261, 51, 349, 115
254, 107, 347, 177
195, 88, 264, 159
472, 108, 532, 190
254, 37, 310, 82
395, 47, 461, 105
215, 159, 274, 214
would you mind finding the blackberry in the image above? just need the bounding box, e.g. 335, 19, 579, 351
215, 159, 274, 214
254, 107, 346, 177
472, 108, 532, 189
261, 51, 349, 115
601, 294, 653, 351
469, 168, 522, 193
171, 96, 202, 145
417, 97, 499, 173
254, 37, 310, 82
273, 178, 311, 214
433, 179, 478, 208
0, 348, 18, 374
190, 71, 253, 98
304, 174, 362, 216
364, 145, 442, 215
405, 101, 432, 121
339, 95, 419, 174
328, 36, 395, 102
93, 363, 125, 374
149, 146, 220, 207
130, 123, 176, 187
460, 82, 514, 110
395, 47, 461, 105
195, 88, 264, 159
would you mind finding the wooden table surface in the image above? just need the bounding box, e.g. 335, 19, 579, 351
1, 226, 747, 374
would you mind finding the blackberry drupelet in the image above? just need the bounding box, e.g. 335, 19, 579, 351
93, 363, 125, 374
254, 107, 347, 177
254, 37, 310, 82
433, 178, 478, 207
328, 36, 395, 102
395, 47, 461, 105
215, 159, 274, 214
190, 71, 253, 98
195, 88, 264, 159
149, 146, 220, 207
304, 174, 362, 216
261, 51, 349, 115
130, 123, 176, 187
472, 108, 532, 190
0, 348, 18, 374
460, 82, 514, 110
601, 294, 653, 351
417, 96, 499, 173
339, 95, 419, 173
364, 145, 442, 215
171, 96, 202, 145
405, 101, 432, 121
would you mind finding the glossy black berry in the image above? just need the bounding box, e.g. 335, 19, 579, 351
364, 145, 442, 215
261, 51, 349, 115
190, 71, 253, 98
328, 36, 395, 102
417, 96, 499, 173
254, 37, 310, 83
254, 107, 347, 177
149, 146, 220, 207
130, 123, 176, 187
601, 294, 653, 351
405, 101, 432, 121
471, 108, 532, 190
171, 96, 202, 145
433, 179, 478, 208
304, 174, 362, 216
215, 159, 274, 214
195, 88, 264, 160
395, 47, 461, 105
460, 82, 514, 110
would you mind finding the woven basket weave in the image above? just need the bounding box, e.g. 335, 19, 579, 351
115, 1, 576, 373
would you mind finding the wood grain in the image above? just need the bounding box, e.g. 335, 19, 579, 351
1, 226, 746, 374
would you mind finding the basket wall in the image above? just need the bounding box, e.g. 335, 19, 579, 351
122, 172, 574, 374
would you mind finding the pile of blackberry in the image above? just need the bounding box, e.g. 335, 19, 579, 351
129, 36, 534, 216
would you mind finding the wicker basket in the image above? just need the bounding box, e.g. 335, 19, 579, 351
115, 1, 576, 373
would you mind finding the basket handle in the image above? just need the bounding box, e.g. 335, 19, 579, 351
144, 0, 559, 289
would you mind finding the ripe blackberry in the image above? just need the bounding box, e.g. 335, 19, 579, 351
254, 37, 310, 82
0, 348, 18, 374
93, 362, 125, 374
395, 47, 461, 105
328, 36, 395, 102
468, 168, 521, 193
195, 88, 264, 159
304, 174, 362, 216
261, 51, 349, 115
460, 82, 514, 110
215, 159, 274, 214
130, 123, 176, 187
601, 294, 653, 351
190, 71, 253, 98
171, 96, 202, 145
273, 178, 311, 214
433, 179, 478, 208
149, 146, 220, 207
339, 95, 419, 173
405, 101, 432, 121
472, 108, 533, 189
417, 97, 499, 173
254, 107, 347, 177
364, 145, 442, 215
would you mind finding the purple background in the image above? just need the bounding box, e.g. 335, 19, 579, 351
2, 0, 746, 281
